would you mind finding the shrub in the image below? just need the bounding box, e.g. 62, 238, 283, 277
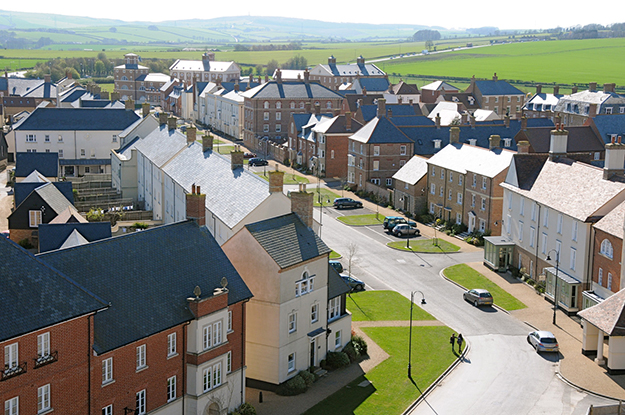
86, 208, 104, 222
18, 238, 34, 249
133, 222, 149, 229
342, 342, 358, 362
351, 334, 368, 356
299, 370, 315, 387
229, 402, 256, 415
276, 374, 308, 396
325, 351, 350, 369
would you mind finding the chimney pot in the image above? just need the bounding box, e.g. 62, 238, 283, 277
168, 117, 177, 130
187, 126, 197, 144
142, 102, 150, 117
202, 134, 214, 152
159, 112, 168, 125
377, 98, 386, 118
589, 82, 597, 92
517, 140, 531, 154
290, 185, 314, 228
186, 185, 206, 226
231, 146, 244, 170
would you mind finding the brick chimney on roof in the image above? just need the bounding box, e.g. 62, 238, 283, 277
186, 126, 196, 144
202, 134, 214, 152
275, 68, 282, 83
159, 112, 168, 125
168, 117, 177, 130
489, 135, 501, 150
549, 123, 568, 161
305, 101, 312, 113
492, 73, 498, 81
304, 69, 310, 83
142, 102, 150, 117
589, 82, 597, 92
504, 114, 510, 128
572, 86, 578, 94
521, 116, 527, 131
553, 85, 560, 95
234, 83, 240, 92
517, 140, 530, 154
604, 135, 625, 179
290, 183, 314, 228
345, 112, 352, 131
125, 98, 134, 110
435, 113, 441, 129
186, 184, 206, 226
268, 165, 284, 193
470, 114, 476, 128
535, 84, 542, 94
315, 103, 321, 116
231, 145, 244, 170
377, 98, 386, 118
604, 83, 616, 93
449, 127, 460, 144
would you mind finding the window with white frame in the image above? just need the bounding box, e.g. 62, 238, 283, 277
472, 174, 476, 187
276, 112, 281, 121
430, 183, 435, 194
263, 112, 269, 120
331, 150, 335, 159
37, 332, 50, 359
481, 197, 486, 211
227, 351, 232, 373
557, 214, 563, 234
506, 214, 511, 234
434, 140, 441, 149
373, 160, 379, 171
58, 135, 63, 142
112, 135, 117, 143
213, 321, 222, 346
530, 227, 535, 248
102, 404, 112, 415
5, 397, 18, 415
263, 124, 269, 133
519, 197, 524, 216
58, 149, 63, 158
571, 222, 578, 242
335, 330, 342, 349
276, 102, 282, 109
570, 247, 576, 271
44, 135, 50, 142
373, 146, 380, 156
457, 193, 462, 205
542, 233, 548, 254
608, 273, 613, 290
386, 178, 392, 186
503, 138, 511, 147
328, 296, 341, 320
80, 149, 86, 158
288, 353, 296, 373
227, 311, 233, 332
4, 343, 18, 372
167, 376, 176, 402
507, 192, 512, 210
601, 239, 614, 259
479, 219, 486, 232
288, 312, 297, 333
136, 345, 146, 370
448, 189, 452, 200
263, 101, 269, 109
543, 209, 549, 227
518, 221, 523, 242
136, 390, 146, 415
471, 194, 475, 207
276, 124, 282, 133
102, 357, 113, 384
459, 175, 463, 186
599, 268, 604, 285
400, 145, 406, 155
441, 170, 445, 180
482, 177, 487, 190
29, 210, 42, 228
439, 187, 444, 197
456, 213, 462, 224
203, 366, 212, 392
430, 203, 435, 214
432, 167, 436, 176
311, 304, 319, 323
26, 134, 36, 142
167, 333, 176, 357
531, 202, 537, 222
213, 362, 222, 388
295, 271, 314, 296
38, 384, 50, 413
555, 240, 561, 255
449, 171, 453, 182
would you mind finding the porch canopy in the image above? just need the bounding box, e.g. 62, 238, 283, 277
483, 236, 515, 272
578, 289, 625, 337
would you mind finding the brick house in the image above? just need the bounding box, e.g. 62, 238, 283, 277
169, 52, 240, 84
554, 83, 625, 127
241, 70, 345, 154
309, 55, 385, 91
392, 155, 429, 215
420, 81, 459, 104
114, 53, 169, 104
465, 74, 526, 119
347, 99, 413, 189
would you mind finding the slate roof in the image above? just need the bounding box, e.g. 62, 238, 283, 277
441, 92, 480, 110
6, 78, 44, 96
311, 115, 363, 135
0, 237, 107, 342
13, 108, 140, 131
328, 265, 350, 299
593, 199, 625, 237
427, 143, 515, 178
134, 124, 188, 167
22, 81, 56, 99
392, 155, 429, 185
390, 81, 419, 95
524, 93, 563, 110
39, 220, 252, 353
316, 62, 384, 77
353, 78, 390, 93
514, 126, 605, 154
578, 288, 625, 336
245, 213, 331, 270
474, 80, 525, 96
14, 181, 74, 207
241, 81, 344, 100
421, 81, 459, 91
38, 222, 112, 253
29, 182, 75, 215
170, 59, 236, 73
15, 152, 58, 178
501, 158, 625, 221
505, 154, 549, 191
591, 115, 625, 145
162, 142, 272, 229
59, 87, 92, 103
360, 103, 426, 123
350, 116, 412, 144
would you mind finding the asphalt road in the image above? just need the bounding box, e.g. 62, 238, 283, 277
318, 206, 614, 415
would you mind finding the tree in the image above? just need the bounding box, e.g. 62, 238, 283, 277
282, 54, 307, 70
412, 29, 441, 41
94, 61, 105, 76
425, 40, 434, 51
347, 242, 358, 277
109, 27, 117, 33
266, 59, 279, 76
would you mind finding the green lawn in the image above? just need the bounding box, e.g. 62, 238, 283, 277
387, 239, 460, 253
337, 214, 384, 226
255, 172, 310, 185
303, 326, 456, 415
346, 291, 435, 322
312, 187, 340, 207
213, 145, 234, 154
329, 250, 341, 259
443, 264, 527, 311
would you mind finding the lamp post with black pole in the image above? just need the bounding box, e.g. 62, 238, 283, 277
408, 290, 426, 382
546, 249, 560, 326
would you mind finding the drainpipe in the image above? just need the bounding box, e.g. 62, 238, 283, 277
241, 298, 250, 405
488, 176, 493, 233
182, 321, 190, 415
534, 204, 541, 280
87, 314, 91, 415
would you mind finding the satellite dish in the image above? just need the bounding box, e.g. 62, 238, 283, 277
193, 285, 201, 299
221, 277, 228, 289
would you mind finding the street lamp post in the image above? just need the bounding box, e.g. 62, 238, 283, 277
408, 290, 426, 381
546, 249, 560, 326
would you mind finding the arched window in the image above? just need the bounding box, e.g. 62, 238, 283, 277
299, 102, 305, 109
295, 270, 315, 297
121, 76, 128, 81
121, 85, 128, 90
326, 101, 332, 109
276, 102, 282, 109
290, 101, 296, 109
264, 101, 269, 109
600, 239, 614, 259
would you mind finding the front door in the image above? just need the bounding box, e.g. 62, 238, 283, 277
310, 338, 316, 368
468, 214, 476, 233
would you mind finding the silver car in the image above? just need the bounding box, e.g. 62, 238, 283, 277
527, 330, 559, 353
392, 224, 420, 237
463, 289, 493, 307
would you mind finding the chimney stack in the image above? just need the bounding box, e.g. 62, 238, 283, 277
589, 82, 597, 92
142, 102, 150, 117
202, 134, 214, 152
461, 112, 468, 124
111, 91, 120, 101
435, 113, 441, 129
159, 112, 168, 126
328, 55, 336, 65
305, 101, 312, 113
100, 91, 110, 100
168, 117, 177, 130
290, 183, 314, 228
553, 85, 560, 95
504, 114, 510, 128
231, 145, 244, 170
377, 98, 386, 118
333, 108, 341, 117
276, 68, 282, 84
603, 136, 625, 180
589, 103, 598, 117
304, 69, 310, 83
398, 96, 403, 104
362, 87, 367, 96
604, 83, 616, 93
234, 83, 240, 92
492, 73, 498, 81
44, 74, 51, 83
521, 116, 527, 131
470, 114, 476, 128
517, 140, 531, 154
186, 184, 206, 226
186, 126, 196, 144
268, 164, 284, 193
125, 98, 134, 110
572, 86, 578, 94
315, 103, 321, 116
489, 135, 501, 150
536, 84, 542, 94
345, 112, 352, 131
449, 127, 460, 144
549, 124, 569, 161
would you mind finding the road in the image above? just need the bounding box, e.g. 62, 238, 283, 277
317, 206, 614, 415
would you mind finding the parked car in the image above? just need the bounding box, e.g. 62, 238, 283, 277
340, 274, 365, 291
392, 224, 420, 237
329, 260, 343, 273
248, 157, 268, 166
527, 330, 559, 353
383, 216, 416, 230
333, 198, 363, 209
463, 289, 494, 307
243, 152, 257, 159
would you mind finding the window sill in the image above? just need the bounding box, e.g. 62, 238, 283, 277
136, 365, 149, 373
167, 353, 179, 360
102, 379, 115, 388
38, 408, 53, 415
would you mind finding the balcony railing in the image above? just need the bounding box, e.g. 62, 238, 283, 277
1, 362, 27, 381
34, 351, 58, 369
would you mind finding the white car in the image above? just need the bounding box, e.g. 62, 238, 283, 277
527, 330, 559, 353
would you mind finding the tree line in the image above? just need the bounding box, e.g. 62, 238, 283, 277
233, 42, 302, 52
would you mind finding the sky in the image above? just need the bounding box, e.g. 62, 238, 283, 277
0, 1, 622, 31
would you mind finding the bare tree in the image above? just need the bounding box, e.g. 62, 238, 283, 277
347, 242, 358, 277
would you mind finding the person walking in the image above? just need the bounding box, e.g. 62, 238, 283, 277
457, 333, 464, 352
450, 333, 456, 352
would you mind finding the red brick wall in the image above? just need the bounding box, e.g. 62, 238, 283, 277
593, 229, 622, 293
0, 315, 92, 415
326, 135, 349, 178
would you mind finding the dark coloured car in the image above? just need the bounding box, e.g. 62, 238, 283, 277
383, 216, 416, 230
392, 224, 420, 237
333, 198, 363, 209
341, 274, 365, 291
329, 260, 343, 273
463, 289, 494, 307
248, 157, 268, 166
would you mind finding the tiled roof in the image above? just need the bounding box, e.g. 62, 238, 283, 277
38, 222, 112, 253
49, 206, 87, 224
0, 237, 107, 342
14, 181, 73, 207
474, 80, 524, 96
22, 82, 56, 99
392, 155, 429, 185
390, 81, 419, 95
162, 142, 271, 229
360, 103, 424, 123
353, 78, 390, 93
501, 158, 625, 221
241, 81, 344, 100
594, 200, 625, 237
170, 59, 236, 73
317, 63, 384, 77
246, 213, 331, 269
328, 265, 350, 299
32, 182, 74, 215
515, 126, 604, 153
591, 115, 625, 145
15, 152, 58, 178
312, 115, 363, 135
505, 154, 549, 191
134, 124, 188, 167
13, 108, 140, 131
39, 221, 252, 353
427, 143, 515, 178
578, 288, 625, 336
421, 81, 459, 91
350, 116, 412, 144
6, 78, 44, 96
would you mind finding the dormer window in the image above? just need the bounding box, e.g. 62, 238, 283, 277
503, 138, 512, 147
433, 140, 441, 149
295, 271, 315, 297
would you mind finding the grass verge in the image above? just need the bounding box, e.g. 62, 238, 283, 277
443, 264, 527, 311
337, 214, 384, 226
387, 239, 460, 253
312, 188, 340, 206
303, 326, 456, 415
346, 290, 435, 322
329, 250, 341, 259
255, 172, 310, 185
